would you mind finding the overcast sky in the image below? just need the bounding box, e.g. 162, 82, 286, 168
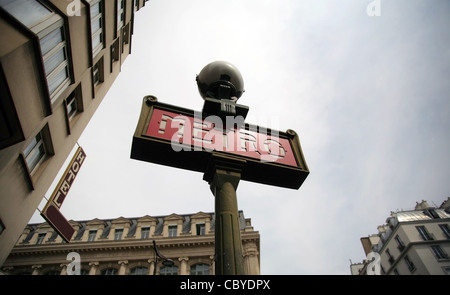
31, 0, 450, 275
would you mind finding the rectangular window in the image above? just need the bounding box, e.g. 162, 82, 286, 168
93, 57, 104, 87
439, 224, 450, 239
394, 235, 405, 252
196, 224, 205, 236
0, 0, 52, 28
88, 230, 97, 242
404, 255, 416, 273
0, 0, 72, 104
0, 66, 24, 150
168, 225, 177, 237
23, 131, 47, 174
110, 38, 120, 72
385, 249, 394, 265
114, 228, 123, 240
40, 25, 71, 102
117, 0, 124, 31
431, 245, 448, 260
89, 0, 104, 57
122, 23, 130, 46
65, 92, 78, 121
141, 227, 150, 239
416, 226, 433, 241
0, 219, 5, 236
36, 233, 46, 245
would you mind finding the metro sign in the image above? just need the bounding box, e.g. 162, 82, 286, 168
131, 97, 309, 189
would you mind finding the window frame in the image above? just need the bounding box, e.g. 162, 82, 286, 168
168, 225, 177, 237
141, 227, 150, 239
88, 230, 97, 242
416, 225, 433, 241
439, 224, 450, 239
190, 264, 210, 275
430, 245, 448, 260
114, 228, 124, 240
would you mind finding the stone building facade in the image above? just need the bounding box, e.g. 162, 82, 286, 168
1, 211, 261, 275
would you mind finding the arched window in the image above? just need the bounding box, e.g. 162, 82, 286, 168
160, 265, 178, 275
130, 266, 148, 275
190, 264, 209, 275
101, 268, 118, 275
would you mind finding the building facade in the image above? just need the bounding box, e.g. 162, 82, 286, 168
1, 211, 260, 275
351, 198, 450, 275
0, 0, 149, 266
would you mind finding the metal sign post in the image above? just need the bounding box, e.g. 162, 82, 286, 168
130, 61, 309, 275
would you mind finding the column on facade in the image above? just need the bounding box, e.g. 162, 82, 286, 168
148, 259, 155, 275
60, 264, 67, 275
31, 264, 42, 275
118, 260, 128, 275
178, 257, 189, 275
210, 255, 215, 275
243, 242, 260, 275
88, 261, 99, 275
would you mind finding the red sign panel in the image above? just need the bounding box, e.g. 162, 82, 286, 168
131, 99, 309, 189
41, 204, 75, 243
145, 108, 298, 167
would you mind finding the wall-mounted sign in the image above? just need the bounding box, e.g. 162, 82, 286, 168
41, 146, 86, 242
131, 97, 309, 189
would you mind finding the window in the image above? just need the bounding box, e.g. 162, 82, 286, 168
110, 38, 120, 72
168, 225, 177, 237
385, 249, 394, 265
101, 268, 117, 275
36, 233, 46, 244
40, 25, 71, 102
439, 224, 450, 239
416, 226, 433, 241
130, 267, 148, 275
1, 0, 72, 103
88, 0, 104, 57
430, 245, 448, 260
23, 130, 48, 174
190, 264, 209, 275
394, 235, 405, 251
196, 224, 205, 236
88, 230, 97, 242
404, 255, 416, 273
65, 92, 79, 121
0, 219, 4, 235
117, 0, 125, 31
160, 265, 178, 275
93, 57, 104, 87
393, 268, 400, 275
0, 66, 24, 150
114, 228, 123, 240
0, 0, 52, 27
141, 227, 150, 239
122, 23, 130, 46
